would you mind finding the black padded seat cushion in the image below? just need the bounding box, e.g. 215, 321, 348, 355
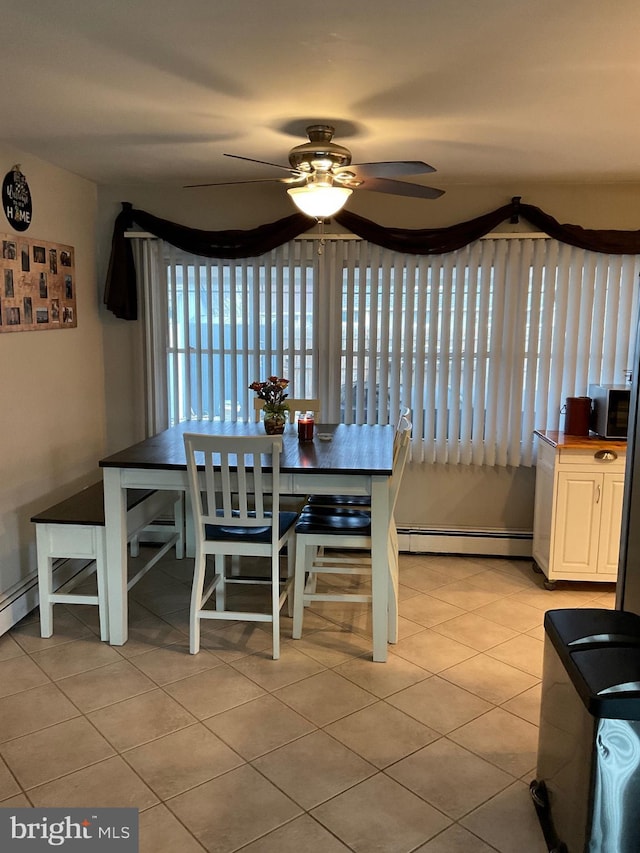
305, 494, 371, 507
296, 506, 372, 535
205, 510, 297, 542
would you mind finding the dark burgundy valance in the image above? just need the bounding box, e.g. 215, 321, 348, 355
104, 197, 640, 320
103, 202, 312, 320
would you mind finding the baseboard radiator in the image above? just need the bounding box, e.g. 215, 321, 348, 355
397, 526, 533, 558
1, 528, 532, 635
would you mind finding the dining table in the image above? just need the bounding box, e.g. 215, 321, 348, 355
99, 421, 395, 661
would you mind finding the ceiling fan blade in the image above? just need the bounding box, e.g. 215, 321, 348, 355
343, 161, 436, 179
223, 153, 297, 174
184, 178, 291, 188
358, 177, 445, 199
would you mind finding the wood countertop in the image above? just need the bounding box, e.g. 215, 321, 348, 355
534, 429, 627, 451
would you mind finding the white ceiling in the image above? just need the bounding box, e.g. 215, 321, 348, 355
1, 0, 639, 191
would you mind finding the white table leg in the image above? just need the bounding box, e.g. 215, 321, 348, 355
370, 475, 390, 662
103, 467, 128, 645
36, 531, 54, 638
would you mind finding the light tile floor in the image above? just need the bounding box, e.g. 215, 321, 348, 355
0, 550, 616, 853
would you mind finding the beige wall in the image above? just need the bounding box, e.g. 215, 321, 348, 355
0, 144, 103, 599
97, 179, 640, 535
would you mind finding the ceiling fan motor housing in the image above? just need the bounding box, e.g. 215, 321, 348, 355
288, 124, 353, 173
189, 121, 442, 199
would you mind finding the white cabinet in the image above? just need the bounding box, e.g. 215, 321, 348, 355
532, 434, 626, 587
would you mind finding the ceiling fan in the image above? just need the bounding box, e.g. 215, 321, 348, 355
185, 124, 444, 217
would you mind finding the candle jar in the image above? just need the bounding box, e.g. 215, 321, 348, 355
297, 412, 315, 442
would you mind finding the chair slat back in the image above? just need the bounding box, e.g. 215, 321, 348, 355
389, 416, 411, 520
184, 433, 282, 533
396, 406, 411, 432
393, 407, 412, 460
253, 397, 321, 422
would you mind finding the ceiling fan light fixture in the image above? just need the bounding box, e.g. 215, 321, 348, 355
287, 184, 352, 218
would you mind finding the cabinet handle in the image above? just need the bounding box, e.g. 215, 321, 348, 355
596, 484, 601, 503
594, 449, 618, 461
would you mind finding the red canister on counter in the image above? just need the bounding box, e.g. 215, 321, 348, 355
564, 396, 592, 436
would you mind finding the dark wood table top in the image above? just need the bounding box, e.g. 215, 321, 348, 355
31, 482, 157, 526
100, 422, 395, 477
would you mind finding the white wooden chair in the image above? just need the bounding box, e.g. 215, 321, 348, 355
291, 415, 411, 653
183, 432, 297, 659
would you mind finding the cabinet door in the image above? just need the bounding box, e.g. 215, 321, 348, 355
598, 473, 625, 576
553, 472, 601, 576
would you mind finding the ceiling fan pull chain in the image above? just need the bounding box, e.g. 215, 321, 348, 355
317, 218, 326, 255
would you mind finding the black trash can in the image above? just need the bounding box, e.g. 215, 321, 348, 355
532, 608, 640, 853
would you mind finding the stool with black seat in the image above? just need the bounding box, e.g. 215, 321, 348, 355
304, 407, 411, 510
291, 415, 411, 652
302, 407, 411, 603
183, 432, 297, 660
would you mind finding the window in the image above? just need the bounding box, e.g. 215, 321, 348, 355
164, 245, 316, 424
135, 234, 639, 467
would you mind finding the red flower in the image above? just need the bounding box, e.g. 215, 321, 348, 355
249, 376, 290, 414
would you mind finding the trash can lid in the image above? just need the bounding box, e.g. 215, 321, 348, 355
568, 647, 640, 719
544, 608, 640, 654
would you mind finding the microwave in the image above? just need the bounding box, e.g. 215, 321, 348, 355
589, 383, 631, 439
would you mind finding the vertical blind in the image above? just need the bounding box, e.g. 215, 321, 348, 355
134, 235, 640, 467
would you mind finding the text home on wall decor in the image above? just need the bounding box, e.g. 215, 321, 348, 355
0, 233, 76, 333
2, 166, 32, 232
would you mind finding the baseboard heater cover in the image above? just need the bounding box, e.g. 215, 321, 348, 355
397, 526, 533, 558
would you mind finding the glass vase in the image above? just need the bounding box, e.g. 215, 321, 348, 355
263, 412, 286, 435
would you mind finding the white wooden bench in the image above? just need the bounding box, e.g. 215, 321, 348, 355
31, 482, 184, 640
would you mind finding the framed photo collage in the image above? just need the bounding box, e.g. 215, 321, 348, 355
0, 233, 76, 333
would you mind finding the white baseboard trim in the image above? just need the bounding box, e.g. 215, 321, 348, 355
1, 528, 532, 635
397, 527, 533, 558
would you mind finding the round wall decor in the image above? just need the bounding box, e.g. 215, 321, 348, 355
2, 165, 32, 231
